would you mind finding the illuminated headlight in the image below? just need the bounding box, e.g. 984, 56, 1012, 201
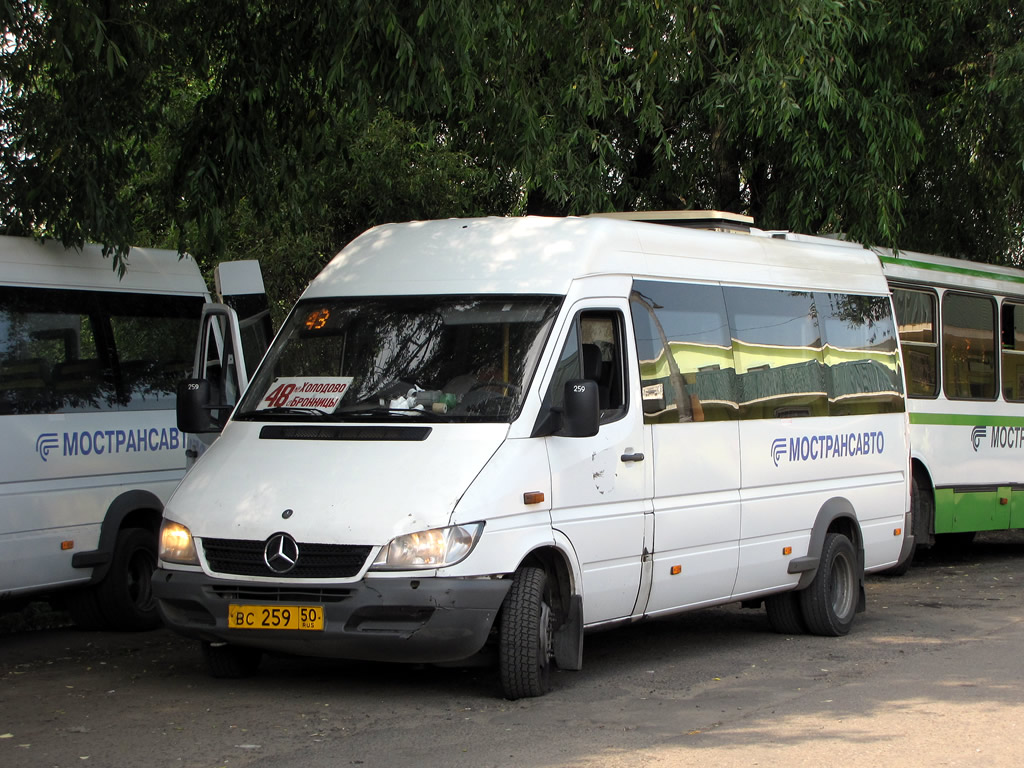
371, 523, 484, 570
159, 519, 199, 565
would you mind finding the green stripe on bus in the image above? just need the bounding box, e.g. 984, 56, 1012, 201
909, 413, 1024, 427
878, 254, 1024, 286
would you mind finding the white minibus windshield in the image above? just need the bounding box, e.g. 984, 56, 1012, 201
235, 295, 562, 423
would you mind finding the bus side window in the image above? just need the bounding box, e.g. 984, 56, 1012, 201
545, 310, 626, 424
892, 287, 938, 398
1002, 302, 1024, 402
943, 292, 997, 400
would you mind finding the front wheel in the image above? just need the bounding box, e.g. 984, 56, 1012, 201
799, 532, 859, 637
498, 566, 554, 699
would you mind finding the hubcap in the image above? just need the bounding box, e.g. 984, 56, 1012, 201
829, 552, 854, 618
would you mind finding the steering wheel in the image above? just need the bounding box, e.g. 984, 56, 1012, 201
460, 379, 521, 417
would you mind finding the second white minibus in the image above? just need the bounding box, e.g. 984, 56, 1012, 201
0, 236, 268, 630
155, 213, 912, 697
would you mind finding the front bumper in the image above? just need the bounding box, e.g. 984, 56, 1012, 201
152, 568, 511, 663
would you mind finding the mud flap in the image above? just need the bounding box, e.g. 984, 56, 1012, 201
553, 594, 583, 671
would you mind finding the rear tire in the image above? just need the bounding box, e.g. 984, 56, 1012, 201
499, 566, 554, 699
68, 527, 160, 631
202, 642, 263, 678
95, 527, 161, 631
799, 532, 858, 637
765, 591, 806, 635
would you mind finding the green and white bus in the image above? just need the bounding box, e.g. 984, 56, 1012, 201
880, 248, 1024, 557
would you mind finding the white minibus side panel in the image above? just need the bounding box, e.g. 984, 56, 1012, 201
643, 421, 742, 614
734, 414, 907, 595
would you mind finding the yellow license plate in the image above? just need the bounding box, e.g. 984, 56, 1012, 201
228, 604, 324, 631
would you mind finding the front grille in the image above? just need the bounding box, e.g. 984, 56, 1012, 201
202, 538, 373, 578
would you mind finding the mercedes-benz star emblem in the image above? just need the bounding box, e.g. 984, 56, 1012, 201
263, 532, 300, 574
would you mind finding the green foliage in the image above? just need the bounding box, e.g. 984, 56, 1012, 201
2, 0, 1023, 306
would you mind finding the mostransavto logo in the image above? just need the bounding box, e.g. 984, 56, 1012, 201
978, 425, 1024, 452
35, 433, 59, 462
35, 428, 182, 462
771, 431, 885, 467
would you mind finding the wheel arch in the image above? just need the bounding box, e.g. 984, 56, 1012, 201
910, 458, 936, 546
71, 489, 164, 584
793, 497, 865, 598
516, 541, 583, 671
910, 457, 934, 497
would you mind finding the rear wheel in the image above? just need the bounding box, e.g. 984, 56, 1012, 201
68, 527, 160, 631
95, 527, 160, 631
498, 566, 554, 699
765, 591, 807, 635
799, 532, 858, 637
202, 642, 263, 678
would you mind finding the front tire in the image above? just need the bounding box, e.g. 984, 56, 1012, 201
499, 566, 554, 699
799, 532, 858, 637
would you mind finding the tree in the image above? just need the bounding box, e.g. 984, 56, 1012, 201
2, 0, 1022, 303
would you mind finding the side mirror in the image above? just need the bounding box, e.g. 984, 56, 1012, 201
176, 378, 220, 434
561, 379, 599, 438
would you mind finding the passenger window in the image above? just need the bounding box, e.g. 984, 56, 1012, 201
630, 281, 737, 423
0, 286, 113, 414
1001, 302, 1024, 402
110, 294, 204, 411
943, 293, 997, 400
892, 288, 938, 397
547, 310, 626, 422
724, 287, 826, 419
816, 292, 904, 415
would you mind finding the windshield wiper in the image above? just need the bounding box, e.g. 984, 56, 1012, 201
248, 406, 332, 419
334, 406, 451, 422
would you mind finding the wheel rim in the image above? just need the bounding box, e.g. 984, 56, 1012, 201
538, 599, 554, 670
829, 551, 855, 619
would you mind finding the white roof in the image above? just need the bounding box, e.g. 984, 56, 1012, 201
0, 235, 208, 295
304, 216, 889, 300
877, 247, 1024, 298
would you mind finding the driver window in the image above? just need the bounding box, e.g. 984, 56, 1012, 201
548, 310, 626, 420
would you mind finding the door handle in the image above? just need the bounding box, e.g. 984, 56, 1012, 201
621, 452, 645, 462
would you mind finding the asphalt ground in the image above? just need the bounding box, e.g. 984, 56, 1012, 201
2, 531, 1023, 768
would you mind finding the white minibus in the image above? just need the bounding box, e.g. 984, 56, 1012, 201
0, 236, 268, 630
155, 214, 912, 697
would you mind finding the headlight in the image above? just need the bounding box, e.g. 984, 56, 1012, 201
160, 519, 199, 565
371, 523, 484, 570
